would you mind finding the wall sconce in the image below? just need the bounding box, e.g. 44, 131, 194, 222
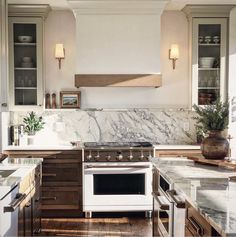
55, 43, 65, 69
169, 44, 179, 70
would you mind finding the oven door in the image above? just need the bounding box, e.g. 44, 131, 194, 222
153, 191, 173, 237
83, 162, 152, 211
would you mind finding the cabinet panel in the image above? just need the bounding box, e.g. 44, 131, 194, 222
8, 17, 43, 110
41, 186, 82, 210
192, 18, 227, 106
42, 162, 82, 185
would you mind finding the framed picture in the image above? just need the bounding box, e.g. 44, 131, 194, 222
60, 91, 81, 108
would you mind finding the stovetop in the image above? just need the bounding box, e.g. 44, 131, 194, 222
83, 142, 153, 162
84, 142, 152, 148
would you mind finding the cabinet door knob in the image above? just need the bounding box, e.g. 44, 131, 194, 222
38, 104, 42, 107
1, 103, 7, 107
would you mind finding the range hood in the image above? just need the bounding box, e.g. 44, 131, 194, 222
68, 0, 168, 88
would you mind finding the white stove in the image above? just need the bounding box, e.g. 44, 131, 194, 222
83, 142, 154, 218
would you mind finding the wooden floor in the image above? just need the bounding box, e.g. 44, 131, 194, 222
40, 217, 152, 237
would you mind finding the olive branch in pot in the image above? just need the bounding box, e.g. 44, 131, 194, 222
23, 111, 45, 136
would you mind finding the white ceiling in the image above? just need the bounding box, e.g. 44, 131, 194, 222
6, 0, 236, 11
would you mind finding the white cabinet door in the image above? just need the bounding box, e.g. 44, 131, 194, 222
8, 17, 43, 111
192, 18, 227, 106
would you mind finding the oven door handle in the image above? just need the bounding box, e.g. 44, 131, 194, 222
4, 193, 27, 212
166, 189, 185, 208
152, 192, 170, 210
84, 165, 150, 169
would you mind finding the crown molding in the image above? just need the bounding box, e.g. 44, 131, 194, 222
8, 4, 51, 19
67, 0, 168, 15
182, 4, 236, 18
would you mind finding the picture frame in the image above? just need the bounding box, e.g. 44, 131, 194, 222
60, 91, 81, 109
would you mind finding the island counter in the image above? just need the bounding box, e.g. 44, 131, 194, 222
151, 157, 236, 237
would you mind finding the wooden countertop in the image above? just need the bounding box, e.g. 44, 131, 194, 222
187, 155, 236, 170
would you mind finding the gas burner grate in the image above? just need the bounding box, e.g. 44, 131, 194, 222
84, 142, 152, 148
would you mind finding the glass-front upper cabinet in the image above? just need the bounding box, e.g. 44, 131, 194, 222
8, 17, 43, 110
192, 18, 227, 106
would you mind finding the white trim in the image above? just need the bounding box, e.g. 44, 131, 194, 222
68, 0, 167, 15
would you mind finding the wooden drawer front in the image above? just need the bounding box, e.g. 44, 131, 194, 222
42, 163, 82, 185
186, 202, 211, 237
41, 187, 82, 210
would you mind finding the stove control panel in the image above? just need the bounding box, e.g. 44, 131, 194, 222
84, 149, 152, 162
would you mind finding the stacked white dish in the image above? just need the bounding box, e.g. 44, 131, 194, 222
199, 57, 215, 68
18, 36, 33, 43
21, 57, 34, 68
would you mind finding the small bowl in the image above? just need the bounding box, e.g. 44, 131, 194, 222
18, 35, 33, 43
22, 57, 32, 63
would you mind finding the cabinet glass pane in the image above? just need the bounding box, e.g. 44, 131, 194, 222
13, 23, 37, 106
198, 24, 221, 105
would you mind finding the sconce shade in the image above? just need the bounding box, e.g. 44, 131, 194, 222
170, 44, 179, 59
55, 44, 65, 59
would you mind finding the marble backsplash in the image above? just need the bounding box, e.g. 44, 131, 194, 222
10, 109, 197, 146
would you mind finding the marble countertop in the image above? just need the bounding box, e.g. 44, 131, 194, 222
151, 157, 236, 237
153, 144, 200, 150
0, 157, 43, 199
4, 145, 82, 150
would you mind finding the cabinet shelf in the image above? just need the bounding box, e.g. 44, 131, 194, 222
15, 87, 37, 90
198, 68, 220, 71
198, 87, 220, 90
15, 67, 37, 71
199, 43, 220, 46
14, 42, 36, 46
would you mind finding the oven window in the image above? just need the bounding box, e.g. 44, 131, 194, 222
93, 174, 145, 195
160, 175, 170, 192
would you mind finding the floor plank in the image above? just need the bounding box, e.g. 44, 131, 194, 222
40, 217, 152, 237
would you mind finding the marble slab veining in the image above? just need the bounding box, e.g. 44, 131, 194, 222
0, 158, 42, 199
151, 157, 236, 237
10, 109, 197, 146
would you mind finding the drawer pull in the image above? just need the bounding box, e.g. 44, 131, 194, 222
42, 173, 57, 177
188, 216, 204, 236
41, 197, 57, 201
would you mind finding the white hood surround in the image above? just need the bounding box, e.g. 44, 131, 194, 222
68, 0, 167, 74
66, 0, 169, 108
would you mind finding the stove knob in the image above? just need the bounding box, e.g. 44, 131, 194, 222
139, 155, 144, 161
94, 151, 100, 161
140, 150, 144, 160
106, 155, 111, 161
117, 152, 123, 161
129, 151, 133, 161
86, 150, 92, 161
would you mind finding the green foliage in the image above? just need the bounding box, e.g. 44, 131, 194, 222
23, 112, 45, 135
193, 99, 229, 132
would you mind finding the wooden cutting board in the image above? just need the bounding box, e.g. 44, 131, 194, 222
187, 155, 236, 170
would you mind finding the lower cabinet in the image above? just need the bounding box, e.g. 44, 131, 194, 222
17, 165, 41, 237
5, 150, 83, 218
185, 201, 222, 237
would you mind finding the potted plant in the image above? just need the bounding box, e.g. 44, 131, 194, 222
193, 99, 229, 159
23, 112, 45, 145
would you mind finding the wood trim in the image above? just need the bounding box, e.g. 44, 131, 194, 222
155, 149, 201, 157
187, 155, 236, 170
75, 74, 162, 88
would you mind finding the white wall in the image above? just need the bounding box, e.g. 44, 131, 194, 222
229, 7, 236, 158
44, 10, 76, 103
44, 10, 190, 109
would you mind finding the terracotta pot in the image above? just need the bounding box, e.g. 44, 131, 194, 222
201, 131, 229, 160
